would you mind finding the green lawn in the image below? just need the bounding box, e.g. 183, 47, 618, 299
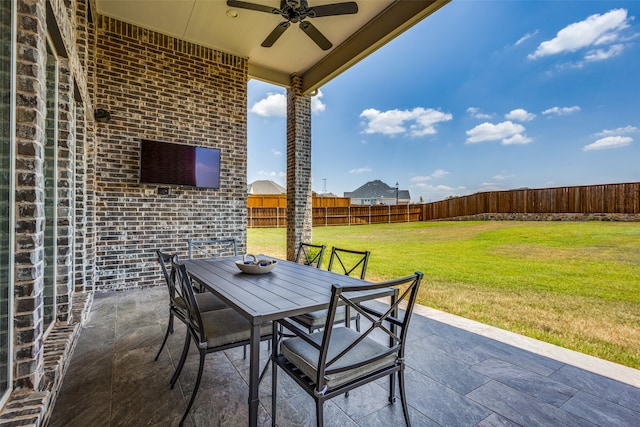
248, 221, 640, 368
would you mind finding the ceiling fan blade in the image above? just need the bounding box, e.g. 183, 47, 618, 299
261, 22, 291, 47
310, 2, 358, 18
300, 21, 332, 50
226, 0, 278, 14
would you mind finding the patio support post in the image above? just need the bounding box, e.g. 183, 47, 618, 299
285, 75, 312, 261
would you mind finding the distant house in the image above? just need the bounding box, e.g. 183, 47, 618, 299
344, 180, 411, 205
247, 180, 286, 195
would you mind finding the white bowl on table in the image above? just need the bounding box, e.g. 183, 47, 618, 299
235, 254, 277, 274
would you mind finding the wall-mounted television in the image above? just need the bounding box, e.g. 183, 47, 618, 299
139, 139, 221, 189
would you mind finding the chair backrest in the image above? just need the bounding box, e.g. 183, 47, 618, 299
173, 261, 207, 345
327, 247, 370, 280
295, 242, 326, 268
317, 272, 423, 391
188, 238, 238, 260
156, 249, 179, 298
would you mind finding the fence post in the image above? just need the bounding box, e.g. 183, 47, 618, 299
407, 203, 410, 222
369, 205, 371, 225
388, 205, 391, 223
325, 206, 328, 227
276, 207, 279, 228
348, 206, 351, 226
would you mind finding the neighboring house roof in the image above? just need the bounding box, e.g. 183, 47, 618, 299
344, 180, 410, 201
248, 180, 286, 195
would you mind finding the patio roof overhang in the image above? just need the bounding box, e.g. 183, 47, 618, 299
93, 0, 450, 94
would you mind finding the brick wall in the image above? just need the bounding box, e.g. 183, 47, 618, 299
93, 16, 248, 291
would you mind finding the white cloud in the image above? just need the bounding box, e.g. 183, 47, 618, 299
311, 90, 326, 114
584, 44, 625, 61
349, 167, 372, 174
257, 170, 286, 178
271, 149, 283, 156
431, 169, 450, 178
411, 169, 449, 182
515, 30, 538, 46
250, 93, 286, 117
414, 183, 456, 192
466, 121, 531, 145
503, 134, 533, 145
528, 9, 631, 60
493, 172, 514, 180
583, 136, 632, 151
477, 182, 505, 192
542, 106, 581, 116
250, 90, 326, 117
594, 126, 638, 137
505, 108, 536, 122
467, 107, 492, 120
360, 107, 452, 137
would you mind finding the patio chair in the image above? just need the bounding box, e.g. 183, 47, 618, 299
327, 246, 370, 280
289, 247, 370, 333
187, 237, 237, 260
187, 237, 238, 293
153, 250, 228, 361
295, 242, 326, 268
272, 271, 424, 427
171, 261, 272, 427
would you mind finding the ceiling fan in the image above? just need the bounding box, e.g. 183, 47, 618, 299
227, 0, 358, 51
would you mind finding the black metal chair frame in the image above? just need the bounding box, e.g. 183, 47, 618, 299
187, 237, 238, 260
288, 245, 369, 334
153, 250, 189, 361
171, 261, 272, 426
271, 272, 423, 427
295, 242, 326, 268
188, 238, 238, 294
327, 246, 370, 280
154, 250, 229, 361
327, 246, 371, 331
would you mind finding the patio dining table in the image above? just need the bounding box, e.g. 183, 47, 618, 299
182, 255, 396, 427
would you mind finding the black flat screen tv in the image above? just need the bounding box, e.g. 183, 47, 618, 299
139, 139, 221, 189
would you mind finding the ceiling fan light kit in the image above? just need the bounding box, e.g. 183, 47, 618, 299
227, 0, 358, 50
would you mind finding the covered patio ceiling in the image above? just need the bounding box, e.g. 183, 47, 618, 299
93, 0, 450, 94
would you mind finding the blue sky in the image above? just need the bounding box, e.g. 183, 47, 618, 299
247, 1, 640, 202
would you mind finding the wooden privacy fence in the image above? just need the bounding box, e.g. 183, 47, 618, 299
247, 182, 640, 227
421, 182, 640, 220
248, 204, 421, 228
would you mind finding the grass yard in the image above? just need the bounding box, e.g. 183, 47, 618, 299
247, 221, 640, 369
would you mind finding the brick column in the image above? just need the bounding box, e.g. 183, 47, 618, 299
14, 0, 47, 390
55, 59, 75, 322
74, 0, 94, 292
285, 75, 312, 261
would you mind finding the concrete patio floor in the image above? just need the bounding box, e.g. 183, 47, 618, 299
49, 286, 640, 426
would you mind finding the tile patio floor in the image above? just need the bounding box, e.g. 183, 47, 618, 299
49, 286, 640, 426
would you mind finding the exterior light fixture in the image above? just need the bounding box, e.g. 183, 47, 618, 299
95, 108, 111, 123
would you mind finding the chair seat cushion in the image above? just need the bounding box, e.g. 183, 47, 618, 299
175, 292, 228, 312
280, 327, 397, 390
291, 306, 350, 328
201, 308, 271, 348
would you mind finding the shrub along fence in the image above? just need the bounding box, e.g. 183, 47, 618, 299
247, 182, 640, 227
